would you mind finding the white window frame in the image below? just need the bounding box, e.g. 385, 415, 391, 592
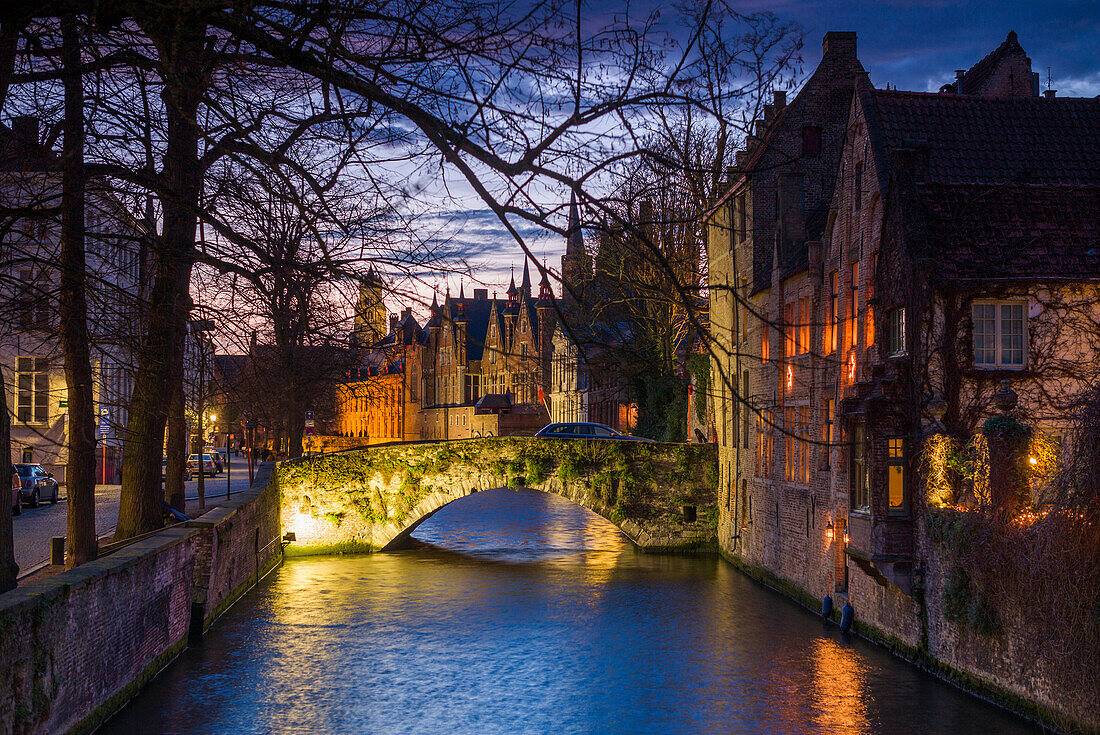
16, 356, 50, 425
886, 307, 906, 357
972, 300, 1026, 369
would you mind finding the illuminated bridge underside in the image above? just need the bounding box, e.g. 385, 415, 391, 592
274, 438, 718, 555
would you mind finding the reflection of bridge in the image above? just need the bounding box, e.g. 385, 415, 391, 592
275, 438, 718, 554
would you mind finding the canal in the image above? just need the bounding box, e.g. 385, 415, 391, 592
103, 488, 1041, 734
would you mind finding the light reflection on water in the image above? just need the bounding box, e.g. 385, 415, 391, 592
102, 488, 1040, 735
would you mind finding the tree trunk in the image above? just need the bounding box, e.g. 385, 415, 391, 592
116, 16, 204, 539
0, 366, 16, 591
164, 314, 188, 511
59, 13, 98, 567
0, 14, 23, 592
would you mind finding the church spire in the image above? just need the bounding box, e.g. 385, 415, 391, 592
521, 260, 532, 297
567, 192, 584, 255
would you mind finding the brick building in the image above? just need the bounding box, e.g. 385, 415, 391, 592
707, 29, 1100, 719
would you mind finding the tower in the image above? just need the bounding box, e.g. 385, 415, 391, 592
560, 193, 592, 305
354, 266, 388, 347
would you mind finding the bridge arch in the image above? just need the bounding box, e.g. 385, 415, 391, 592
273, 438, 718, 555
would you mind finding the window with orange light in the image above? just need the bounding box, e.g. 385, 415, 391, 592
826, 271, 838, 355
848, 262, 859, 350
888, 437, 907, 515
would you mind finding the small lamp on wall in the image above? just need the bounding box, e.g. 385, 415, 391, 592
825, 520, 834, 541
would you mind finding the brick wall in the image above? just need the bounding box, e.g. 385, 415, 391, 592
0, 465, 282, 734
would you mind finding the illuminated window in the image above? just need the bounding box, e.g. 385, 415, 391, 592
848, 263, 859, 349
761, 324, 770, 363
785, 302, 796, 357
798, 297, 810, 354
972, 301, 1025, 368
850, 422, 869, 511
826, 271, 838, 354
888, 437, 907, 515
886, 307, 906, 357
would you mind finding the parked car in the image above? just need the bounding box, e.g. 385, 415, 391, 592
186, 454, 218, 480
203, 448, 224, 473
14, 463, 60, 507
534, 422, 656, 442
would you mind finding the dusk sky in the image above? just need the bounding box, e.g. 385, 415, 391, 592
412, 0, 1100, 313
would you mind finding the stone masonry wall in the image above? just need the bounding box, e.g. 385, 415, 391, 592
276, 438, 718, 554
0, 466, 282, 735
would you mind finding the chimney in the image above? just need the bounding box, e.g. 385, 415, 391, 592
955, 70, 966, 94
10, 116, 38, 144
773, 90, 786, 109
822, 31, 857, 59
389, 314, 399, 333
473, 288, 488, 300
1044, 89, 1057, 99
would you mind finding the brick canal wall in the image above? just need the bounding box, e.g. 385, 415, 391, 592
719, 512, 1100, 734
0, 464, 282, 735
276, 438, 719, 555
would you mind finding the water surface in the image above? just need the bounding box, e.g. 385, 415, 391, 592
103, 488, 1040, 734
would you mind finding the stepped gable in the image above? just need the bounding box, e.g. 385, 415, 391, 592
865, 89, 1100, 186
957, 30, 1029, 96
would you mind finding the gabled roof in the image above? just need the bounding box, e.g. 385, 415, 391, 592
958, 30, 1026, 95
863, 89, 1100, 186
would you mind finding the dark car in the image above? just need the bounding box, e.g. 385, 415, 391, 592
14, 463, 59, 507
534, 422, 656, 442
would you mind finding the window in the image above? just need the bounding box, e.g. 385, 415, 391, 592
972, 301, 1025, 368
850, 422, 869, 511
853, 162, 863, 211
886, 307, 906, 356
802, 125, 822, 155
740, 480, 749, 528
848, 263, 859, 349
798, 296, 809, 354
826, 271, 838, 354
761, 325, 770, 363
823, 399, 835, 469
741, 371, 750, 449
755, 411, 773, 477
16, 357, 49, 424
799, 405, 810, 483
784, 407, 795, 481
888, 437, 907, 515
785, 302, 796, 358
735, 194, 746, 244
16, 269, 50, 329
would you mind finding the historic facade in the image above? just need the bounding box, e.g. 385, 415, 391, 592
707, 30, 1100, 725
0, 117, 151, 482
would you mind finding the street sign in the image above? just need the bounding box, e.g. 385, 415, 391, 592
59, 400, 67, 408
97, 407, 111, 438
305, 426, 314, 436
305, 420, 315, 428
305, 411, 314, 421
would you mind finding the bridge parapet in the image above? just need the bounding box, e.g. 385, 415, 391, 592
274, 438, 718, 555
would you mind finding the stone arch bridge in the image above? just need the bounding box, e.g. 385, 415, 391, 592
274, 438, 718, 554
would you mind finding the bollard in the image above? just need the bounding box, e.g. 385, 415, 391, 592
51, 536, 66, 565
822, 594, 833, 620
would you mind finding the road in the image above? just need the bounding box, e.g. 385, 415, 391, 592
13, 463, 258, 575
